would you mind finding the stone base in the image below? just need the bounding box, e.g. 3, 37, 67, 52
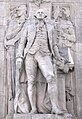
6, 114, 13, 119
6, 114, 77, 119
14, 114, 64, 119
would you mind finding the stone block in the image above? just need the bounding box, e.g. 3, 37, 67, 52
13, 114, 65, 119
0, 42, 4, 50
75, 3, 82, 19
0, 2, 9, 17
6, 114, 13, 119
63, 0, 82, 2
14, 114, 31, 119
32, 114, 55, 119
75, 19, 82, 43
57, 73, 66, 111
53, 0, 64, 2
0, 0, 10, 1
13, 0, 27, 2
76, 96, 82, 119
32, 114, 65, 119
11, 114, 76, 119
0, 27, 5, 41
0, 94, 6, 119
75, 43, 82, 52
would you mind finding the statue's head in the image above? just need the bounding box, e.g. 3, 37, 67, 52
10, 6, 17, 19
16, 4, 27, 17
58, 7, 70, 20
34, 9, 47, 20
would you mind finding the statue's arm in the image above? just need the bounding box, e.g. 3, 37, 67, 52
17, 23, 28, 59
62, 29, 76, 43
52, 27, 67, 63
59, 24, 76, 43
52, 27, 61, 59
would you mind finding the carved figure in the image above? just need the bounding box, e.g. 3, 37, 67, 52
5, 4, 27, 114
16, 9, 67, 114
55, 6, 76, 116
56, 6, 76, 72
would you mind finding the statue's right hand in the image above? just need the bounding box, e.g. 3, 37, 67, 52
16, 58, 23, 69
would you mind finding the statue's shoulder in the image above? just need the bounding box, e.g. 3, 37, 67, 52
26, 18, 35, 26
45, 19, 57, 31
45, 19, 55, 26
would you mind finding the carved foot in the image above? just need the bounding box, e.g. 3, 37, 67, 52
30, 109, 38, 114
64, 113, 73, 119
51, 107, 63, 115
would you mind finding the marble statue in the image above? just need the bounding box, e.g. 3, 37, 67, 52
4, 1, 77, 118
5, 4, 27, 114
54, 6, 76, 116
16, 9, 67, 114
55, 6, 76, 72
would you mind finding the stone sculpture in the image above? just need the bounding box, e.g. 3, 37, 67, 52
5, 1, 77, 118
56, 6, 76, 72
55, 6, 76, 116
16, 9, 67, 114
5, 4, 27, 114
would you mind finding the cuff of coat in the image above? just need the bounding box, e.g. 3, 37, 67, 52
16, 55, 24, 59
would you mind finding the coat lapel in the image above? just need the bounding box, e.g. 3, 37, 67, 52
46, 23, 53, 53
27, 23, 36, 50
25, 20, 54, 56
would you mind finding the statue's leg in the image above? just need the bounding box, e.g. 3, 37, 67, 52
7, 47, 15, 114
35, 54, 63, 114
14, 56, 22, 113
25, 54, 37, 113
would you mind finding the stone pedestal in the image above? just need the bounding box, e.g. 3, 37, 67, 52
6, 114, 76, 119
57, 72, 67, 112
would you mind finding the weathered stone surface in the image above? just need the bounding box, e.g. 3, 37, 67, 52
32, 114, 64, 119
5, 1, 76, 118
57, 73, 66, 111
14, 114, 31, 119
13, 114, 65, 119
12, 114, 77, 119
29, 1, 52, 19
0, 0, 82, 119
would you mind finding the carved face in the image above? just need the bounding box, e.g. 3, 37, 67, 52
59, 7, 70, 19
35, 9, 46, 20
16, 5, 27, 17
10, 6, 18, 19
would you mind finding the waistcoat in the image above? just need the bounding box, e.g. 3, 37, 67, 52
28, 22, 50, 55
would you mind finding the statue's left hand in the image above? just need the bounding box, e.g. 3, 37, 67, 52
16, 58, 23, 70
57, 56, 65, 63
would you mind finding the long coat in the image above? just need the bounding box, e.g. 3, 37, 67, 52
17, 18, 57, 59
16, 19, 58, 113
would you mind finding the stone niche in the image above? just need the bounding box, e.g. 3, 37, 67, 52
29, 0, 52, 19
5, 0, 77, 119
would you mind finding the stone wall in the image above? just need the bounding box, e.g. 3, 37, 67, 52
0, 0, 82, 119
0, 1, 9, 119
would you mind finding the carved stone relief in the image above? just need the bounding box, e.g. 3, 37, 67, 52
53, 5, 76, 116
5, 4, 28, 114
5, 1, 77, 119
